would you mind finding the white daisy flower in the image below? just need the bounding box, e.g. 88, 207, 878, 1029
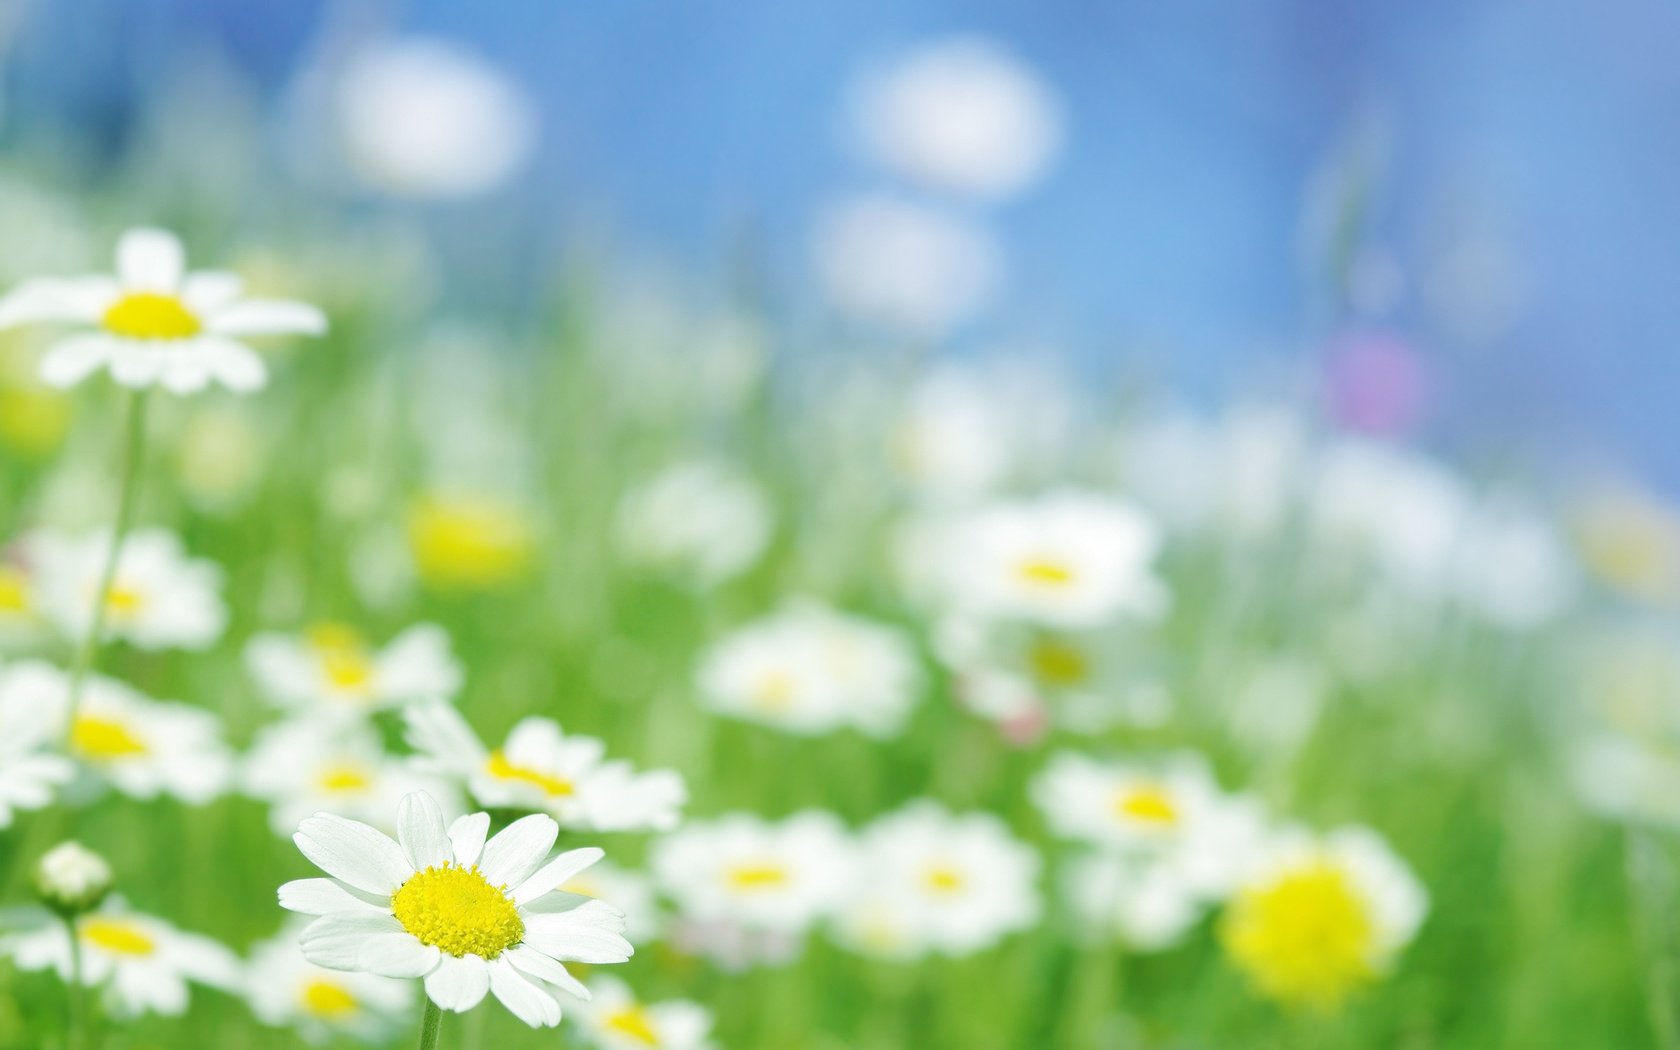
0, 227, 325, 393
0, 663, 232, 803
245, 622, 462, 716
1, 898, 239, 1018
0, 661, 75, 827
0, 554, 45, 647
281, 792, 633, 1028
1062, 853, 1206, 952
244, 718, 460, 836
696, 604, 922, 738
245, 920, 413, 1044
571, 976, 715, 1050
1219, 825, 1428, 1010
649, 811, 854, 936
615, 460, 773, 586
831, 800, 1039, 959
31, 528, 226, 651
404, 704, 685, 833
929, 492, 1168, 628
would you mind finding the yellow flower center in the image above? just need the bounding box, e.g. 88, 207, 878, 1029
922, 864, 966, 895
1220, 860, 1379, 1010
391, 862, 524, 959
725, 862, 790, 891
0, 565, 29, 613
485, 750, 575, 797
407, 497, 536, 589
102, 292, 201, 341
71, 715, 148, 761
603, 1004, 661, 1045
750, 671, 795, 712
104, 583, 146, 619
1017, 558, 1075, 587
1113, 784, 1179, 825
317, 765, 373, 793
308, 622, 375, 693
81, 918, 156, 956
300, 978, 360, 1019
1028, 637, 1089, 686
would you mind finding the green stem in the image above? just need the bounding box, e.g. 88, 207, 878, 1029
64, 915, 87, 1050
62, 390, 149, 744
417, 999, 443, 1050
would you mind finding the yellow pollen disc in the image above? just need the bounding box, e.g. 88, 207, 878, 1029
300, 979, 359, 1019
486, 750, 575, 797
603, 1004, 661, 1045
104, 583, 146, 619
308, 622, 375, 693
81, 918, 156, 956
1028, 638, 1089, 686
1017, 558, 1075, 587
1114, 784, 1179, 825
406, 497, 536, 589
71, 715, 148, 760
922, 864, 967, 895
1220, 860, 1379, 1010
317, 765, 372, 793
750, 671, 795, 711
725, 862, 790, 891
391, 862, 524, 959
0, 566, 29, 613
101, 292, 201, 341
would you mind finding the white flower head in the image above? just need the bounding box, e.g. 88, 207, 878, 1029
245, 920, 413, 1044
697, 603, 922, 738
32, 528, 226, 651
404, 704, 686, 834
571, 976, 715, 1050
0, 227, 325, 393
0, 661, 75, 827
650, 811, 854, 936
281, 792, 633, 1028
34, 841, 113, 914
1, 898, 239, 1018
832, 801, 1040, 959
1062, 853, 1206, 953
851, 36, 1063, 202
244, 718, 460, 837
615, 460, 773, 586
245, 622, 462, 716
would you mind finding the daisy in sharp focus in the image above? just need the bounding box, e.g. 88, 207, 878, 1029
245, 622, 461, 716
245, 920, 413, 1044
0, 660, 75, 827
0, 897, 239, 1017
1219, 825, 1427, 1012
281, 791, 633, 1028
649, 811, 854, 937
571, 976, 715, 1050
244, 717, 460, 836
831, 800, 1040, 959
0, 227, 325, 393
30, 528, 225, 650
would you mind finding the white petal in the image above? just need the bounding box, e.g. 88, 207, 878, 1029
300, 914, 440, 978
397, 792, 451, 872
503, 945, 589, 1000
38, 334, 115, 388
116, 228, 185, 291
486, 956, 562, 1028
423, 953, 491, 1012
513, 848, 603, 906
107, 343, 164, 387
180, 271, 244, 312
0, 277, 104, 328
277, 877, 388, 916
447, 812, 490, 868
206, 299, 327, 337
199, 337, 267, 392
158, 348, 211, 395
479, 814, 558, 890
294, 814, 412, 895
520, 901, 632, 964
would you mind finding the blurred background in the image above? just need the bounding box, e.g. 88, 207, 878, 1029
4, 0, 1678, 489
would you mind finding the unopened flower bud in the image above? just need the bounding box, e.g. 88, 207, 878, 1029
34, 842, 112, 915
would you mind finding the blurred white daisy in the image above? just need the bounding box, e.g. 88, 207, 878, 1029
1219, 825, 1427, 1011
245, 622, 461, 716
1, 898, 238, 1018
0, 227, 325, 393
0, 661, 75, 827
31, 528, 225, 650
281, 792, 633, 1028
244, 718, 459, 837
1062, 853, 1206, 953
0, 554, 44, 647
404, 704, 685, 833
697, 604, 922, 737
571, 976, 715, 1050
832, 800, 1039, 959
650, 811, 854, 936
930, 492, 1167, 628
850, 36, 1063, 202
245, 920, 413, 1044
615, 460, 773, 586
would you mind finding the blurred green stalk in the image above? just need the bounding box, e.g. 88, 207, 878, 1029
417, 999, 443, 1050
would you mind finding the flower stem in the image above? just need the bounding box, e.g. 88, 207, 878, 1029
62, 389, 149, 743
64, 915, 87, 1050
417, 999, 444, 1050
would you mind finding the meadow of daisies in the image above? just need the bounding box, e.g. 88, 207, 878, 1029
0, 54, 1677, 1050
